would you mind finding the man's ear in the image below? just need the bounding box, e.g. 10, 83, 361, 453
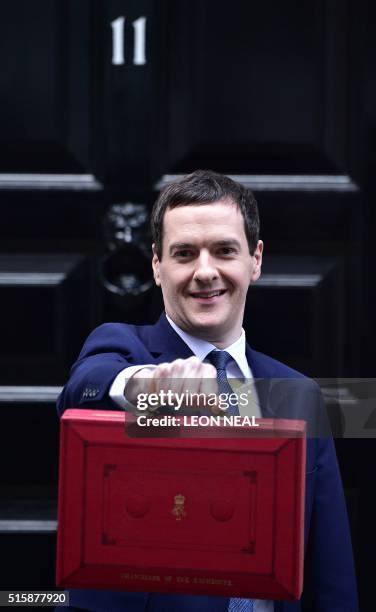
250, 240, 263, 283
152, 244, 161, 286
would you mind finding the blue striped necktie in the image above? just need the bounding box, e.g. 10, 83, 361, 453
207, 350, 254, 612
207, 350, 239, 415
228, 599, 254, 612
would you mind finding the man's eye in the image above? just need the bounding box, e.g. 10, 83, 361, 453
174, 250, 192, 258
218, 247, 236, 255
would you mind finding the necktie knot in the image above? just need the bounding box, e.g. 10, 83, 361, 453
207, 349, 232, 372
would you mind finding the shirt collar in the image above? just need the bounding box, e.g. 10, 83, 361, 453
165, 313, 250, 380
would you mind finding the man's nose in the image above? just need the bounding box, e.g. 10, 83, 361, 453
192, 251, 219, 283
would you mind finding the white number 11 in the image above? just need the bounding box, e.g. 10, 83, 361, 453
111, 16, 147, 66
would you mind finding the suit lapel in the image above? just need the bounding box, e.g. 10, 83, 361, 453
145, 313, 195, 363
246, 344, 276, 418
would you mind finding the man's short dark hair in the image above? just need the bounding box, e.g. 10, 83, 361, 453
151, 170, 260, 259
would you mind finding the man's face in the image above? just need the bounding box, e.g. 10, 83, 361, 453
152, 199, 263, 347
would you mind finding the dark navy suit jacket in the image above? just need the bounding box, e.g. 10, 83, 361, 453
57, 314, 358, 612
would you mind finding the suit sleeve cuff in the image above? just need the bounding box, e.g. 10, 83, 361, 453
109, 365, 157, 411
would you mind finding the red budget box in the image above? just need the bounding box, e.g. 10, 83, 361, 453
56, 410, 306, 600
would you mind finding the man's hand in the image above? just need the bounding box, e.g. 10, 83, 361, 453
125, 356, 221, 413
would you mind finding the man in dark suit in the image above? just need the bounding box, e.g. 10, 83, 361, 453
58, 170, 358, 611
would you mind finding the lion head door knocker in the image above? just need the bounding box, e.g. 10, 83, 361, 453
100, 202, 154, 312
172, 494, 187, 521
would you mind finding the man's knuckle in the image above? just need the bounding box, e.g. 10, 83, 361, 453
190, 356, 201, 363
156, 363, 170, 376
203, 363, 216, 376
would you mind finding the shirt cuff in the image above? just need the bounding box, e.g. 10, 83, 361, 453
109, 365, 157, 411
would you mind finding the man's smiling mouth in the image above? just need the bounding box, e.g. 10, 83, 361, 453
189, 289, 227, 299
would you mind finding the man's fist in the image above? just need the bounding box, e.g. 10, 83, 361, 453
125, 356, 221, 413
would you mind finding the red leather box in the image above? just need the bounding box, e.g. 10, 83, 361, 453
56, 410, 306, 600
